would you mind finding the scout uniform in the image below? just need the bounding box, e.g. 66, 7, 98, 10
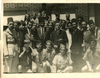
3, 17, 18, 73
52, 53, 73, 73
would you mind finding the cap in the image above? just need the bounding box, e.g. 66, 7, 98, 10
7, 17, 13, 24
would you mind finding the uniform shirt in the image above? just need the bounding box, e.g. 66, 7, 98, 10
43, 48, 56, 64
3, 28, 16, 56
52, 53, 73, 70
32, 49, 47, 64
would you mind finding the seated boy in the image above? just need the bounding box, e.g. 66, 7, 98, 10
31, 40, 46, 73
18, 43, 32, 73
42, 40, 56, 73
81, 39, 100, 72
52, 41, 73, 73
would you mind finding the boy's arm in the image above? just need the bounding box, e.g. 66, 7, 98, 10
3, 32, 9, 57
19, 47, 25, 58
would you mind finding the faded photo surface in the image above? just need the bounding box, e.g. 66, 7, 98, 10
2, 3, 100, 74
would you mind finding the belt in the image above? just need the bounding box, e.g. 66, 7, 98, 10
7, 42, 16, 44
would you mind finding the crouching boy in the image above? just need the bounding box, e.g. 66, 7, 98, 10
52, 41, 73, 73
81, 39, 100, 72
18, 43, 32, 73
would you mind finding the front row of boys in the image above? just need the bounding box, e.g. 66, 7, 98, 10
18, 40, 73, 73
18, 39, 100, 73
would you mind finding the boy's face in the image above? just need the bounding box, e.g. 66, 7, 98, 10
19, 25, 24, 30
55, 23, 60, 31
60, 44, 66, 56
72, 22, 77, 27
36, 43, 42, 50
8, 22, 14, 29
14, 23, 19, 30
46, 42, 52, 50
81, 22, 87, 31
90, 24, 95, 29
28, 22, 32, 29
90, 41, 96, 48
72, 22, 77, 30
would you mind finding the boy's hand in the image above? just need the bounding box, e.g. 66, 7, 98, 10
54, 45, 58, 48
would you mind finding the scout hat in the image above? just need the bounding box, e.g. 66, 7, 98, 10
7, 17, 13, 24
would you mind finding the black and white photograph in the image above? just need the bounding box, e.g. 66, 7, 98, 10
2, 3, 100, 74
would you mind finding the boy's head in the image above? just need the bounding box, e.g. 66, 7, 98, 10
55, 23, 60, 31
58, 40, 66, 56
7, 17, 14, 29
90, 40, 96, 48
46, 40, 53, 50
24, 43, 30, 53
27, 21, 33, 29
36, 40, 42, 50
81, 21, 87, 31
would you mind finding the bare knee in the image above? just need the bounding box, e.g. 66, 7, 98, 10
43, 62, 47, 67
81, 66, 88, 72
95, 66, 100, 72
68, 66, 73, 72
32, 65, 37, 72
18, 65, 22, 72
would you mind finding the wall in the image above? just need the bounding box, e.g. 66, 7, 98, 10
4, 3, 89, 21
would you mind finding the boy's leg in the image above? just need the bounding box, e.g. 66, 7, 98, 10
32, 62, 37, 73
11, 52, 19, 73
81, 65, 88, 72
46, 61, 51, 73
4, 57, 13, 73
95, 64, 100, 72
43, 62, 47, 73
18, 65, 22, 72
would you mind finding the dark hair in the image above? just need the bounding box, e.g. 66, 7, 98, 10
58, 40, 67, 53
58, 40, 66, 49
14, 21, 20, 26
24, 14, 30, 22
77, 16, 84, 21
20, 20, 26, 26
67, 22, 72, 26
45, 40, 54, 48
